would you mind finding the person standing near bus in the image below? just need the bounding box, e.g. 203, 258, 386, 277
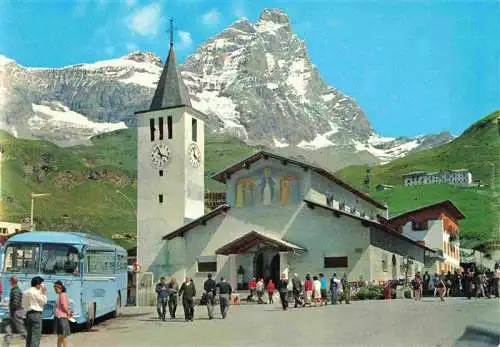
4, 276, 26, 347
178, 277, 196, 322
53, 280, 71, 347
155, 277, 169, 321
22, 276, 47, 347
167, 277, 179, 319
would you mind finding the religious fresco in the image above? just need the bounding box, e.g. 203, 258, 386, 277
235, 167, 301, 207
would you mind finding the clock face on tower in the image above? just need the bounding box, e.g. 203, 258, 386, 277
188, 143, 201, 168
151, 143, 171, 169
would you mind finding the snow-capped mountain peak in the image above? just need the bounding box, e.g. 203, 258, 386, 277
0, 8, 453, 160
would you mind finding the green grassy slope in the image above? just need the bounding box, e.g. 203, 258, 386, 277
0, 129, 258, 249
336, 111, 500, 247
337, 111, 500, 188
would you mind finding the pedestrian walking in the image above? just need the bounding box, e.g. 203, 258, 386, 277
436, 277, 446, 302
463, 268, 474, 299
330, 274, 340, 305
411, 274, 422, 301
217, 277, 232, 319
319, 274, 327, 305
291, 273, 303, 308
53, 280, 72, 347
155, 277, 169, 321
312, 276, 322, 306
266, 280, 276, 304
167, 277, 179, 319
423, 271, 430, 293
278, 274, 289, 311
3, 276, 26, 347
247, 278, 256, 302
178, 277, 196, 322
304, 274, 313, 306
203, 274, 217, 319
494, 265, 500, 298
340, 273, 351, 304
22, 276, 47, 347
256, 278, 265, 304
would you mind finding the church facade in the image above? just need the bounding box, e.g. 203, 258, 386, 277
135, 39, 441, 299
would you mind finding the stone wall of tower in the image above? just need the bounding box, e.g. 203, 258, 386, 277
182, 110, 205, 222
136, 106, 206, 283
137, 107, 187, 280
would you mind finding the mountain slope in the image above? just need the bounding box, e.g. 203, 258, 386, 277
336, 111, 500, 246
337, 111, 500, 188
0, 8, 452, 162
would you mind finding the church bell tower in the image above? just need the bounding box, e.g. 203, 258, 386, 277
135, 19, 205, 280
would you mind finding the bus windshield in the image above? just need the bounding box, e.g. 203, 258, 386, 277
40, 244, 80, 275
4, 243, 40, 273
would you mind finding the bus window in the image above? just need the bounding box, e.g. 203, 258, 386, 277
85, 251, 115, 275
4, 244, 40, 273
40, 244, 80, 275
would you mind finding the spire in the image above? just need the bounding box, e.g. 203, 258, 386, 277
149, 18, 191, 110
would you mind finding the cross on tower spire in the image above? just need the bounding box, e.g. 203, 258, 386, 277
168, 17, 174, 47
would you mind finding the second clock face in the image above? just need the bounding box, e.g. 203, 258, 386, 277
188, 143, 201, 168
151, 143, 171, 169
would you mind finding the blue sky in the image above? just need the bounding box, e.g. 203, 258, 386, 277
0, 0, 497, 137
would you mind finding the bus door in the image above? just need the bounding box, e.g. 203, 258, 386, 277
82, 248, 118, 317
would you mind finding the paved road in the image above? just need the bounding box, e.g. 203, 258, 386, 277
38, 297, 499, 347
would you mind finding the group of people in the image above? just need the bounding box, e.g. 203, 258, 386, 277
1, 276, 72, 347
155, 274, 233, 322
410, 266, 500, 301
247, 272, 351, 310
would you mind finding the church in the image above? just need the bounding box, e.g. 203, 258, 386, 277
134, 37, 446, 301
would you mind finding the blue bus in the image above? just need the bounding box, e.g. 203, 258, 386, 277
1, 231, 127, 328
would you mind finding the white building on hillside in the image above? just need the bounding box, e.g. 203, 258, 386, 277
403, 169, 472, 187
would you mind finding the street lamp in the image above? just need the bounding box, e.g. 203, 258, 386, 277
30, 193, 50, 231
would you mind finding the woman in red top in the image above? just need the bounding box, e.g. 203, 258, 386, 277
247, 278, 257, 302
304, 274, 313, 306
267, 280, 276, 303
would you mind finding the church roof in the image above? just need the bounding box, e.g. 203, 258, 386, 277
304, 199, 435, 252
149, 44, 192, 111
211, 150, 387, 210
162, 204, 231, 240
214, 231, 306, 255
388, 200, 465, 222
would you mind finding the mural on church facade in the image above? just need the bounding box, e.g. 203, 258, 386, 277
236, 167, 301, 207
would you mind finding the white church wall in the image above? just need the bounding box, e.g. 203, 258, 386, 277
282, 204, 372, 282
310, 173, 384, 220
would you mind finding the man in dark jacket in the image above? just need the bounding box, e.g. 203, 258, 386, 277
155, 277, 169, 320
178, 276, 196, 321
3, 276, 26, 346
203, 274, 217, 319
278, 274, 289, 311
291, 273, 303, 308
217, 277, 232, 319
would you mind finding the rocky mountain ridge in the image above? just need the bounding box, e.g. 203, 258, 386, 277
0, 8, 453, 162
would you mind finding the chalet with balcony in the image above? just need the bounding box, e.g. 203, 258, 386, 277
387, 200, 465, 274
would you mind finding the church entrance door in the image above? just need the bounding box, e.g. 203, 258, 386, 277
253, 250, 280, 285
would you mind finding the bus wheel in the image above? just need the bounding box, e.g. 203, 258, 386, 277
112, 294, 121, 318
85, 303, 96, 331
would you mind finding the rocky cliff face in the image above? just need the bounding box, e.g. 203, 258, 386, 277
0, 8, 452, 160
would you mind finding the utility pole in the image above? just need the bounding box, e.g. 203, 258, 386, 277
30, 193, 50, 230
